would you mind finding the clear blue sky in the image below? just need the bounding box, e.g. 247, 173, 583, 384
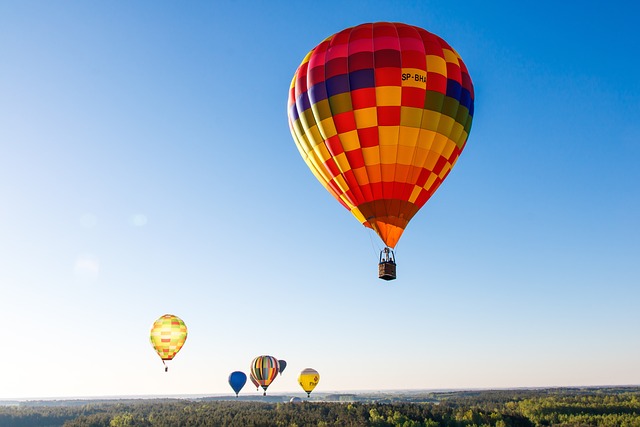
0, 0, 638, 398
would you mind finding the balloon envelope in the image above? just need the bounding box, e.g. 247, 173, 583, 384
228, 371, 247, 396
298, 368, 320, 397
287, 22, 474, 248
149, 314, 187, 366
250, 355, 279, 395
250, 372, 260, 390
278, 359, 287, 375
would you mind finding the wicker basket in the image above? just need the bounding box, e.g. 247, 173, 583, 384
378, 262, 397, 281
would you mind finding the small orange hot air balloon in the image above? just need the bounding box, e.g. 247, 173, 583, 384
250, 371, 260, 390
287, 22, 475, 280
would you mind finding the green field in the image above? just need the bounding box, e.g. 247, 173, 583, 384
1, 387, 639, 426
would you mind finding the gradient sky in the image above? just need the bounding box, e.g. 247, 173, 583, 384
0, 1, 638, 399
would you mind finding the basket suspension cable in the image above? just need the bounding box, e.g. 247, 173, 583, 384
368, 227, 382, 257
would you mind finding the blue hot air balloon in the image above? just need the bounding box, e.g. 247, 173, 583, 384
278, 359, 287, 375
228, 371, 247, 397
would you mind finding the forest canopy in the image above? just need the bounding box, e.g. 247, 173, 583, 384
0, 387, 638, 426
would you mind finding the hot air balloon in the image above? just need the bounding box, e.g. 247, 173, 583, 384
278, 359, 287, 375
149, 314, 188, 372
250, 355, 279, 396
250, 372, 260, 391
228, 371, 247, 397
287, 22, 475, 280
298, 368, 320, 397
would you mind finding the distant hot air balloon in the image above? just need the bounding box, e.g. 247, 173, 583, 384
287, 22, 475, 280
228, 371, 247, 397
149, 314, 188, 372
250, 372, 260, 391
278, 359, 287, 375
298, 368, 320, 397
250, 355, 279, 396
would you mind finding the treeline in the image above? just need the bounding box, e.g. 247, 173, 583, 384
0, 387, 638, 426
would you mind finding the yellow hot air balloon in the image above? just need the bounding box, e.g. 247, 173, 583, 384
298, 368, 320, 397
150, 314, 188, 372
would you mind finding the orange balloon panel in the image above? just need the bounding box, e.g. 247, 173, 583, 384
288, 22, 474, 248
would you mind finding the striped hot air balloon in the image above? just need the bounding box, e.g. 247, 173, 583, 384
250, 355, 279, 396
287, 22, 474, 280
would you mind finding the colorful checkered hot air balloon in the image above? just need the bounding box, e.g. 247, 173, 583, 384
149, 314, 188, 372
287, 22, 475, 280
250, 355, 279, 396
